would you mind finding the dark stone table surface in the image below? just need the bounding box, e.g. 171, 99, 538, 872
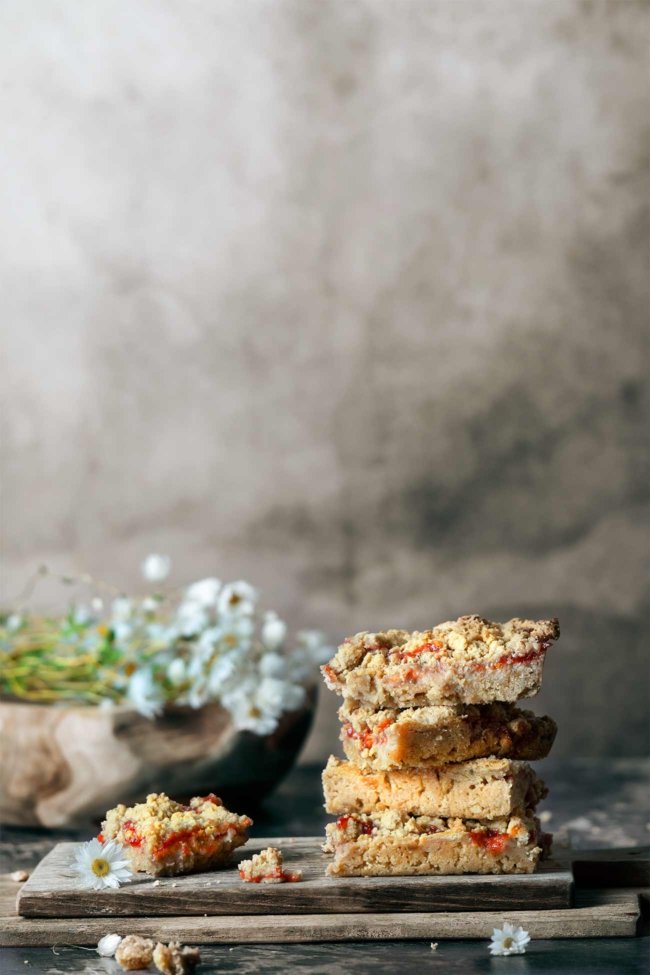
1, 757, 648, 974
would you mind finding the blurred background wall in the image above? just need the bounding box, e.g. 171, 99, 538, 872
1, 0, 648, 759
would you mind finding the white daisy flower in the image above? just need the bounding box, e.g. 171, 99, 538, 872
297, 629, 332, 664
220, 679, 262, 731
73, 839, 132, 891
72, 604, 92, 626
217, 616, 255, 651
127, 669, 164, 718
112, 620, 134, 644
97, 933, 122, 957
207, 651, 243, 694
141, 595, 160, 614
217, 581, 258, 617
284, 654, 311, 684
184, 577, 222, 607
147, 621, 176, 643
167, 658, 187, 686
197, 626, 222, 655
175, 601, 210, 637
489, 922, 531, 956
261, 611, 287, 650
256, 676, 305, 716
259, 652, 287, 679
6, 614, 23, 632
111, 597, 133, 622
141, 553, 171, 583
183, 667, 210, 710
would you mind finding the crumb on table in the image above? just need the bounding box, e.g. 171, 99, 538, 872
153, 941, 201, 975
115, 935, 154, 970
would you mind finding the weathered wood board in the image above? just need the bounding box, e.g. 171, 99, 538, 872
0, 881, 640, 945
16, 837, 572, 918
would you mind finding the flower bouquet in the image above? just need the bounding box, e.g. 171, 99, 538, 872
0, 557, 330, 828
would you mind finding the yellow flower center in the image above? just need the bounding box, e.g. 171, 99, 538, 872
91, 857, 110, 877
503, 937, 514, 949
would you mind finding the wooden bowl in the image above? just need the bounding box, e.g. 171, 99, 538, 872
0, 691, 316, 828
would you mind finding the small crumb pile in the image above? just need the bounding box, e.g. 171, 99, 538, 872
107, 934, 200, 973
238, 846, 302, 884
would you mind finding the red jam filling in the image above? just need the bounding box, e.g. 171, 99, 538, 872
97, 833, 104, 844
400, 666, 421, 683
150, 818, 250, 861
396, 639, 444, 660
322, 664, 337, 683
469, 829, 510, 855
344, 724, 375, 750
470, 641, 550, 673
121, 820, 143, 847
344, 717, 393, 751
197, 793, 222, 806
152, 826, 203, 860
336, 815, 374, 835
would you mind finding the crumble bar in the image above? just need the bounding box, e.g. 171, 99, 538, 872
339, 701, 556, 770
102, 792, 251, 877
322, 755, 547, 819
238, 846, 302, 883
324, 809, 549, 876
322, 616, 560, 707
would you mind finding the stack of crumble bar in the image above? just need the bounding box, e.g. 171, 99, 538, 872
321, 615, 559, 877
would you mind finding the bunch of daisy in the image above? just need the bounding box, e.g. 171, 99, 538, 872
0, 556, 331, 735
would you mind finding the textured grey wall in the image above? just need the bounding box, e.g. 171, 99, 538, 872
1, 0, 648, 758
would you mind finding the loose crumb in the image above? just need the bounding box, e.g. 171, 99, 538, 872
239, 847, 302, 884
153, 941, 201, 975
115, 935, 154, 970
430, 942, 438, 950
10, 870, 29, 882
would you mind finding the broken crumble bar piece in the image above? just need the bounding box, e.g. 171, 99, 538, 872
322, 755, 547, 819
324, 809, 549, 876
339, 700, 557, 770
115, 935, 155, 970
239, 846, 302, 883
322, 616, 560, 708
153, 941, 201, 975
103, 792, 251, 877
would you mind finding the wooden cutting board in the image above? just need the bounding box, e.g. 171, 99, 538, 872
0, 883, 640, 945
16, 836, 572, 918
4, 841, 645, 946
